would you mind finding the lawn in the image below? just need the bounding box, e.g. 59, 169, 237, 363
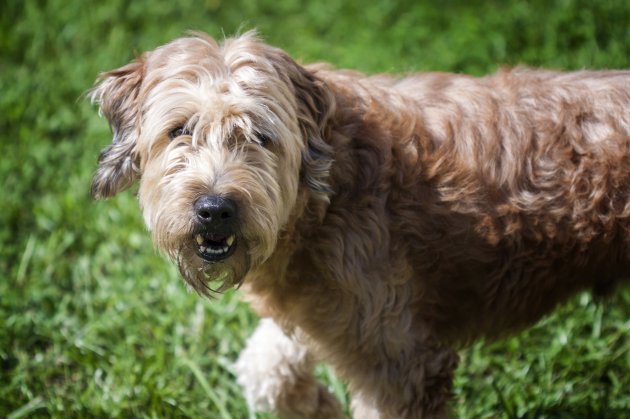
2, 0, 629, 417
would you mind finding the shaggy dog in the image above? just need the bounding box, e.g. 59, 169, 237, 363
90, 32, 630, 418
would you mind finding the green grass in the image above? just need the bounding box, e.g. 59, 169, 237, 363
2, 0, 629, 417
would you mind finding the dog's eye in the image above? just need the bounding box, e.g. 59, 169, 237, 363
255, 132, 272, 147
169, 126, 191, 140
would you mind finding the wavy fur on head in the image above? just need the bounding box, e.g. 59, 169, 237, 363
92, 32, 630, 418
91, 32, 333, 295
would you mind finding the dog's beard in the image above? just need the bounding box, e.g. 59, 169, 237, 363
147, 205, 277, 296
172, 240, 251, 296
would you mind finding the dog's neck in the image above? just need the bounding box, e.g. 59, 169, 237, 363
240, 73, 413, 320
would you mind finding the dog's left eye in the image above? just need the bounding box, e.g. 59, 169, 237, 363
169, 126, 192, 140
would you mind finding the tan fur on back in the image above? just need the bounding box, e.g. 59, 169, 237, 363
91, 32, 630, 418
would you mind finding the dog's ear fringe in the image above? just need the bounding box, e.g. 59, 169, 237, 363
91, 143, 139, 199
89, 59, 145, 199
277, 54, 336, 202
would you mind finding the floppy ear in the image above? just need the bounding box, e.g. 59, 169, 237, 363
89, 59, 145, 199
268, 50, 335, 202
292, 62, 335, 202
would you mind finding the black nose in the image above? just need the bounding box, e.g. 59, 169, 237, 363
194, 195, 237, 229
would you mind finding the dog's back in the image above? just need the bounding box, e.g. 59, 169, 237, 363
315, 67, 630, 343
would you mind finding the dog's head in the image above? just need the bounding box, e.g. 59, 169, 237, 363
90, 32, 334, 295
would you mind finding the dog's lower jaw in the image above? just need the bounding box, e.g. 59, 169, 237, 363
173, 242, 252, 295
194, 232, 238, 262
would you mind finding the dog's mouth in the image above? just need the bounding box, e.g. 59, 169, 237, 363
194, 232, 237, 262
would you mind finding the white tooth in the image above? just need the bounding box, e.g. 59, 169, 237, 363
226, 235, 235, 246
196, 235, 203, 245
200, 246, 206, 252
223, 247, 229, 252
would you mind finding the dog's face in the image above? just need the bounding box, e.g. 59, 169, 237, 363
90, 33, 333, 295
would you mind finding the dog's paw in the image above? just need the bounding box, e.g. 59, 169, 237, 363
235, 318, 343, 418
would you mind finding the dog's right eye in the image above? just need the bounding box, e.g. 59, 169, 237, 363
255, 132, 273, 147
169, 126, 191, 140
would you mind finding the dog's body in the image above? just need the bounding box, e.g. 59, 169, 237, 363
91, 32, 630, 418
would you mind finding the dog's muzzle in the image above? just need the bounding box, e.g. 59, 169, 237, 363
193, 195, 239, 262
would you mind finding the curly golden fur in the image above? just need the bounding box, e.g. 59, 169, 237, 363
91, 31, 630, 418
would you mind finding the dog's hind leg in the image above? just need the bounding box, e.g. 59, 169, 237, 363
235, 318, 344, 419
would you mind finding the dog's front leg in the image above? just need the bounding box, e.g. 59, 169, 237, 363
349, 343, 458, 419
235, 318, 343, 419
